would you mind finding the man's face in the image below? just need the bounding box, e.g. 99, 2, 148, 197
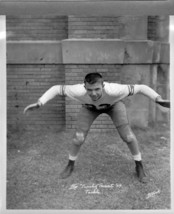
85, 82, 104, 101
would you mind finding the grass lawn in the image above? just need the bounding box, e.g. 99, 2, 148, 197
7, 123, 170, 210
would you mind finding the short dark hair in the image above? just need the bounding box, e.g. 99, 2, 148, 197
84, 72, 103, 84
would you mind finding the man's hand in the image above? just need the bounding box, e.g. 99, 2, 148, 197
155, 96, 170, 108
23, 102, 41, 114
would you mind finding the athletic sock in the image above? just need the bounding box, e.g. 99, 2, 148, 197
69, 154, 77, 161
133, 153, 142, 162
68, 154, 77, 166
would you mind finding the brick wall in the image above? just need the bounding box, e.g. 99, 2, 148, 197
148, 16, 169, 41
147, 16, 170, 123
156, 64, 170, 122
68, 16, 147, 40
7, 16, 67, 133
69, 15, 169, 42
6, 16, 68, 40
7, 64, 65, 132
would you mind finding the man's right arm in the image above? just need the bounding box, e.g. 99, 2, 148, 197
38, 85, 65, 106
24, 85, 65, 114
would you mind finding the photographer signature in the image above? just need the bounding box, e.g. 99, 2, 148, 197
146, 189, 161, 199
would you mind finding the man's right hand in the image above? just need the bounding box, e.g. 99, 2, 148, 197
23, 102, 41, 114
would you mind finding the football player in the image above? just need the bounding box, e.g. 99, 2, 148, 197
24, 72, 170, 183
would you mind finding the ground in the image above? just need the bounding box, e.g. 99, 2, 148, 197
7, 122, 170, 210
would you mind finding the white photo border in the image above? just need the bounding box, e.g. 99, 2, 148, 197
0, 1, 174, 213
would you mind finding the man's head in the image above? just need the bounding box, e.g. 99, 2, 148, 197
84, 72, 104, 101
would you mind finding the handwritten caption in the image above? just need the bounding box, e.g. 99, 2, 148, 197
69, 183, 122, 194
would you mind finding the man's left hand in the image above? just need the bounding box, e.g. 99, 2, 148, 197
156, 96, 170, 108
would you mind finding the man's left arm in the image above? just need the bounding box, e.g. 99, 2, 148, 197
131, 84, 170, 108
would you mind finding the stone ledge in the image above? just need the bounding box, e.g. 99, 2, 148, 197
7, 39, 169, 65
7, 41, 63, 64
62, 39, 169, 64
0, 1, 171, 17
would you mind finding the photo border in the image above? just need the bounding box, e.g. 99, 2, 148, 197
0, 1, 174, 213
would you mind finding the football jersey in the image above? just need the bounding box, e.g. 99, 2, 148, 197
38, 82, 160, 110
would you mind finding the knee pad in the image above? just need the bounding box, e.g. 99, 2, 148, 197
73, 131, 85, 146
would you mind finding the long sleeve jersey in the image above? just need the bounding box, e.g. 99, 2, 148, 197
38, 82, 160, 110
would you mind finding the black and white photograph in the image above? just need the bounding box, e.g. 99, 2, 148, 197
0, 0, 173, 213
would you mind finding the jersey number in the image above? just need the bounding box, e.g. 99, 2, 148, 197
83, 104, 111, 110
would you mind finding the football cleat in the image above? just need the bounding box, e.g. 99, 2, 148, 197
59, 164, 74, 179
135, 161, 148, 183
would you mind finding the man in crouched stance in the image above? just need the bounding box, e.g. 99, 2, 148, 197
24, 72, 170, 183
